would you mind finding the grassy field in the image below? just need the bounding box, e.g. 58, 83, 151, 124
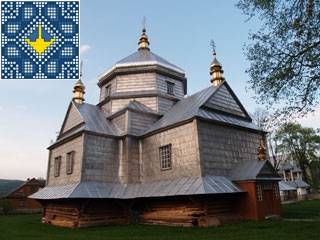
1, 200, 320, 240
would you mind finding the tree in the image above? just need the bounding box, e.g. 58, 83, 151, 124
251, 108, 270, 130
0, 199, 13, 214
274, 122, 320, 188
250, 108, 281, 169
236, 0, 320, 119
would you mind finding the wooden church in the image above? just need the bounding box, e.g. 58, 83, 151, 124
31, 27, 282, 228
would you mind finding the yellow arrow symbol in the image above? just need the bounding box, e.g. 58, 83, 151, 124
26, 25, 55, 55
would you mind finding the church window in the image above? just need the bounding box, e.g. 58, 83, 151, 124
105, 85, 111, 98
166, 81, 175, 95
66, 151, 75, 174
274, 183, 280, 199
54, 156, 61, 177
256, 183, 263, 201
160, 144, 172, 170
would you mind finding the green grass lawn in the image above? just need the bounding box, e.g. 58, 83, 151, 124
1, 200, 320, 240
282, 199, 320, 219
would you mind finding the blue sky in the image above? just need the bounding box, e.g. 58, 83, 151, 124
1, 0, 319, 180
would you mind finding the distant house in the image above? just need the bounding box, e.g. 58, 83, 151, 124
278, 163, 309, 201
3, 178, 45, 213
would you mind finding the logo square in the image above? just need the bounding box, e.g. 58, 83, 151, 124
1, 1, 80, 79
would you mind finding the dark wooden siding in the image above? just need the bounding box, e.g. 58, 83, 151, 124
205, 84, 246, 117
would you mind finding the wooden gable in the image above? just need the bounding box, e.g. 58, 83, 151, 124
230, 159, 281, 182
203, 82, 250, 119
60, 102, 84, 136
256, 161, 281, 180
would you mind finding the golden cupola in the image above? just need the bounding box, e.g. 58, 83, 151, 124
210, 52, 225, 87
257, 138, 266, 161
138, 27, 150, 50
73, 74, 85, 104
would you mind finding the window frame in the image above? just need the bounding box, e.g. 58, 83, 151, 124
256, 183, 263, 201
105, 84, 111, 99
166, 81, 175, 95
66, 151, 75, 175
159, 144, 172, 171
54, 156, 61, 177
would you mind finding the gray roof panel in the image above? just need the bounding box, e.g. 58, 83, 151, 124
99, 49, 185, 81
145, 84, 260, 135
30, 176, 245, 200
278, 181, 296, 191
230, 160, 281, 181
74, 102, 117, 135
53, 102, 118, 147
145, 87, 215, 134
285, 180, 309, 188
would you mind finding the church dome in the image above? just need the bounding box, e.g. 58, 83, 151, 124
98, 27, 186, 88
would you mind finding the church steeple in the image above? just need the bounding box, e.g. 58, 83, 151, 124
210, 52, 225, 87
138, 20, 150, 50
73, 73, 85, 104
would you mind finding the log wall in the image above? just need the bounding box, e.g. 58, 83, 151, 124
40, 195, 245, 228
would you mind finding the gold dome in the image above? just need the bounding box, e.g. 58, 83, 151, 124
138, 27, 150, 50
210, 52, 225, 86
73, 75, 85, 104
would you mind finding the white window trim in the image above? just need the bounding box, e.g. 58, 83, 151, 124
159, 144, 172, 171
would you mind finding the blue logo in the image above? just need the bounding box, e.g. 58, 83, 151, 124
1, 1, 79, 79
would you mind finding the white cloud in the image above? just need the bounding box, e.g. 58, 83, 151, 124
16, 105, 27, 110
80, 44, 91, 54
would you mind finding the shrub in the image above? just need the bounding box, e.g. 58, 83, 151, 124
0, 199, 14, 214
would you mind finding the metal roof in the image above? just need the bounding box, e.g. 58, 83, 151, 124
74, 102, 117, 135
108, 100, 159, 120
285, 180, 309, 189
230, 160, 281, 181
99, 49, 185, 80
56, 82, 260, 142
279, 163, 303, 173
278, 181, 296, 191
53, 102, 118, 146
145, 84, 260, 135
29, 175, 245, 200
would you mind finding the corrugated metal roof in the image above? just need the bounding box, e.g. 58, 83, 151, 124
99, 49, 185, 80
285, 180, 309, 188
74, 102, 117, 135
278, 181, 296, 191
279, 163, 303, 173
53, 102, 119, 145
144, 84, 260, 135
145, 87, 213, 133
230, 160, 281, 181
29, 175, 245, 200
